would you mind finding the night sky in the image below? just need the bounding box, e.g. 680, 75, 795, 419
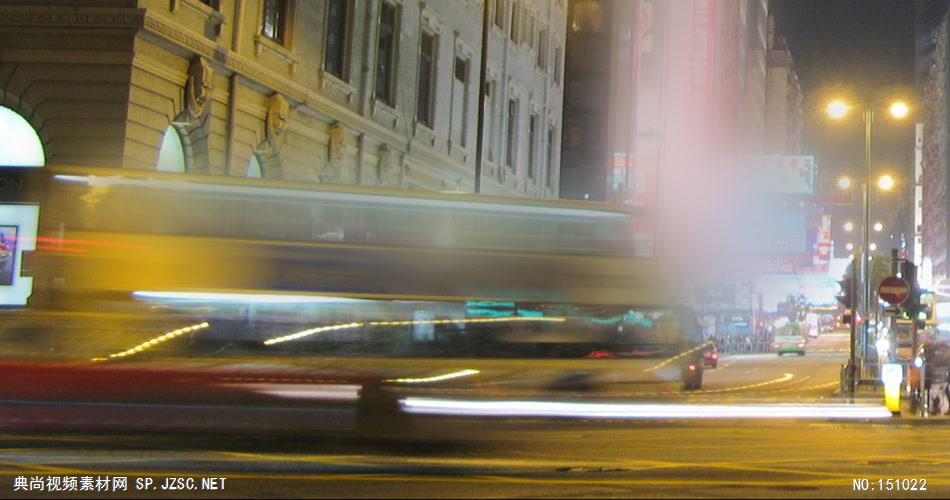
770, 0, 916, 94
769, 0, 919, 249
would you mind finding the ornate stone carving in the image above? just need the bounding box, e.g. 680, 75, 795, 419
321, 122, 347, 181
377, 144, 403, 187
185, 56, 213, 122
265, 93, 290, 146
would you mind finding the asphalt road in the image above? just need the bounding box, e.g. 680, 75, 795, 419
4, 333, 936, 499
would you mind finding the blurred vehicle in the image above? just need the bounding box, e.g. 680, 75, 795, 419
683, 359, 703, 390
805, 312, 819, 338
773, 335, 806, 356
703, 344, 719, 368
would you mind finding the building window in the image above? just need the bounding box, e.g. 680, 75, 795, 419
571, 0, 605, 33
261, 0, 289, 44
416, 30, 437, 128
510, 0, 521, 43
537, 27, 548, 69
505, 98, 518, 170
526, 13, 536, 49
451, 56, 470, 148
554, 46, 562, 85
0, 106, 44, 167
546, 125, 557, 189
375, 2, 400, 106
494, 0, 506, 30
247, 154, 263, 178
156, 125, 186, 172
484, 80, 497, 162
324, 0, 350, 80
528, 113, 538, 180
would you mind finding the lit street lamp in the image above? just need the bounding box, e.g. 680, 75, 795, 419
829, 93, 910, 394
844, 221, 854, 232
874, 222, 884, 232
889, 101, 910, 119
827, 100, 848, 120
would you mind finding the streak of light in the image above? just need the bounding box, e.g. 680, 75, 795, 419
399, 398, 894, 419
262, 322, 365, 346
30, 236, 147, 250
262, 317, 566, 346
242, 384, 362, 401
133, 291, 370, 304
367, 317, 566, 327
52, 174, 628, 219
35, 245, 88, 254
92, 321, 210, 361
385, 369, 480, 384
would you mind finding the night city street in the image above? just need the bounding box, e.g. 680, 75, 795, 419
2, 0, 950, 498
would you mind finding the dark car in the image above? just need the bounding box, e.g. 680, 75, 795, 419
703, 344, 719, 368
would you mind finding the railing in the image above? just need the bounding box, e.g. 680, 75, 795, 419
710, 337, 772, 354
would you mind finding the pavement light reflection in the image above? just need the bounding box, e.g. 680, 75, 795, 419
399, 398, 893, 419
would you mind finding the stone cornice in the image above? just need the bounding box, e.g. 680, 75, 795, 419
0, 6, 145, 29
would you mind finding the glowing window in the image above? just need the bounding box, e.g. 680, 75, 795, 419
156, 126, 186, 172
0, 107, 44, 167
248, 154, 263, 178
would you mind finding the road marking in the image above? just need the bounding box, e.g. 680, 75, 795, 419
693, 373, 794, 395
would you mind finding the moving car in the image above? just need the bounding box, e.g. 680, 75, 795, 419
774, 335, 806, 356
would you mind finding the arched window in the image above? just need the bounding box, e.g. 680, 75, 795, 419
247, 154, 263, 178
0, 106, 44, 167
156, 125, 186, 172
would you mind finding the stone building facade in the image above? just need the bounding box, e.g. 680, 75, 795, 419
0, 0, 565, 197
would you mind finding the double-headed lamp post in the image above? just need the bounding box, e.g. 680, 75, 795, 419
828, 96, 907, 388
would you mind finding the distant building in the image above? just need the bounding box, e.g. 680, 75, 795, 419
0, 0, 565, 198
764, 16, 803, 155
916, 0, 950, 284
559, 0, 770, 206
558, 0, 637, 202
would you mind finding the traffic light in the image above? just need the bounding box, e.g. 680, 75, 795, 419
837, 265, 855, 325
899, 260, 928, 327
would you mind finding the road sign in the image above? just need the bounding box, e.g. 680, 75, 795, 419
878, 276, 910, 305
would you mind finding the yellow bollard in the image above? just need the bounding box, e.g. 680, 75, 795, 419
882, 363, 903, 415
884, 382, 901, 414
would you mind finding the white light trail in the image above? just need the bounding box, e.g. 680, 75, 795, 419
385, 369, 480, 384
400, 398, 893, 420
245, 384, 362, 401
262, 317, 566, 346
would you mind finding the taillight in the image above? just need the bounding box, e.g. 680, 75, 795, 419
688, 364, 697, 371
797, 343, 805, 348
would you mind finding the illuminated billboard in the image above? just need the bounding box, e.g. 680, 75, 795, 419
0, 204, 38, 305
748, 211, 808, 254
739, 155, 817, 195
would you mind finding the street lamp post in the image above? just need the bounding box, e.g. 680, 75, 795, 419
861, 104, 872, 366
828, 95, 908, 393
